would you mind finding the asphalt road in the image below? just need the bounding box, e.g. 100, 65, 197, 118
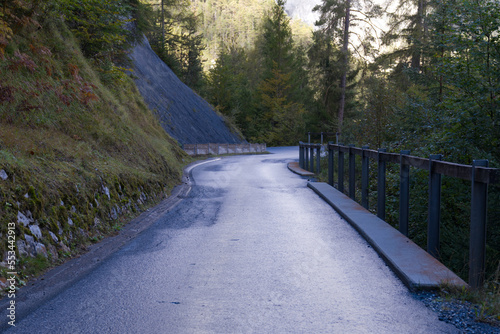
5, 147, 458, 333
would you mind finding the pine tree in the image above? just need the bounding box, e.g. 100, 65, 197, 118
147, 0, 204, 89
255, 0, 306, 145
313, 0, 382, 133
382, 0, 430, 71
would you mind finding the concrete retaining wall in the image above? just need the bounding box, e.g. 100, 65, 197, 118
183, 143, 267, 156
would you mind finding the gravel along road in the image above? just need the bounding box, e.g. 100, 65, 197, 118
5, 147, 461, 333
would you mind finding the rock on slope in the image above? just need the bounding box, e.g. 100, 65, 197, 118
130, 37, 244, 145
285, 0, 321, 26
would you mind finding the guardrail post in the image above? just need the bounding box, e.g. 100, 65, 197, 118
377, 148, 387, 220
400, 150, 411, 236
427, 154, 443, 258
309, 145, 314, 172
305, 146, 309, 171
316, 145, 321, 174
469, 159, 489, 288
299, 143, 304, 169
328, 143, 334, 186
338, 145, 345, 193
349, 145, 356, 200
362, 146, 369, 209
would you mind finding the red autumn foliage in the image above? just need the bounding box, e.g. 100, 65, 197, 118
9, 51, 37, 73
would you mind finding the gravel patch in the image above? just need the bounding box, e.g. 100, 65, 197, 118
413, 291, 500, 333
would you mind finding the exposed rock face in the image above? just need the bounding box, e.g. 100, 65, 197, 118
130, 37, 244, 145
285, 0, 321, 26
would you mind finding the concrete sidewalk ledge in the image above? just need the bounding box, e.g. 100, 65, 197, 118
307, 182, 468, 290
288, 161, 315, 177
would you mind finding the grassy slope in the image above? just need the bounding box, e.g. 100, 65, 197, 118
0, 19, 186, 284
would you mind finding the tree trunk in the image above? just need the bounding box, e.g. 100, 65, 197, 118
411, 0, 426, 70
338, 0, 350, 132
161, 0, 165, 49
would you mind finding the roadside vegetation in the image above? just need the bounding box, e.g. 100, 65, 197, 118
0, 0, 186, 288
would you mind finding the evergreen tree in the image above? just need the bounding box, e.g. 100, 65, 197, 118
147, 0, 204, 90
382, 0, 430, 72
312, 0, 380, 133
255, 0, 306, 145
260, 0, 293, 77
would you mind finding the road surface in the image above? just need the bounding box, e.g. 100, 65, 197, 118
6, 147, 457, 333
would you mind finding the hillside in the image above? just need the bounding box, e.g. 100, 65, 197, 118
0, 3, 229, 285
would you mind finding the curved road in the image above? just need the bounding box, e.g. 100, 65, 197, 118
6, 147, 457, 333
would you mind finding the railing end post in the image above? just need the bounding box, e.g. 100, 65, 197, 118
469, 159, 489, 288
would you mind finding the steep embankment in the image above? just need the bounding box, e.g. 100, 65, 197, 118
130, 37, 244, 145
0, 19, 188, 284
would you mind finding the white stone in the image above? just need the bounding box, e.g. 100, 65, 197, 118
0, 169, 7, 180
35, 243, 48, 258
110, 207, 118, 220
17, 211, 33, 227
49, 231, 59, 243
29, 225, 42, 239
25, 234, 35, 245
102, 185, 110, 200
23, 235, 37, 257
59, 242, 70, 253
17, 240, 28, 257
48, 244, 58, 261
26, 210, 34, 221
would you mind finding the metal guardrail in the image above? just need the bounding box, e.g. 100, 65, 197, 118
183, 143, 267, 156
299, 142, 499, 288
299, 142, 322, 174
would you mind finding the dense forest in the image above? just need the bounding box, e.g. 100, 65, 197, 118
147, 0, 499, 156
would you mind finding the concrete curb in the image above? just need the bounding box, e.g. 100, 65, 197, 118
0, 159, 221, 331
287, 161, 315, 177
307, 182, 468, 291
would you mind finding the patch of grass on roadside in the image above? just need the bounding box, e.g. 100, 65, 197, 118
439, 274, 500, 326
17, 255, 51, 279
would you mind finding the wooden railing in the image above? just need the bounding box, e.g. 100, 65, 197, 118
183, 143, 267, 156
298, 142, 499, 288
